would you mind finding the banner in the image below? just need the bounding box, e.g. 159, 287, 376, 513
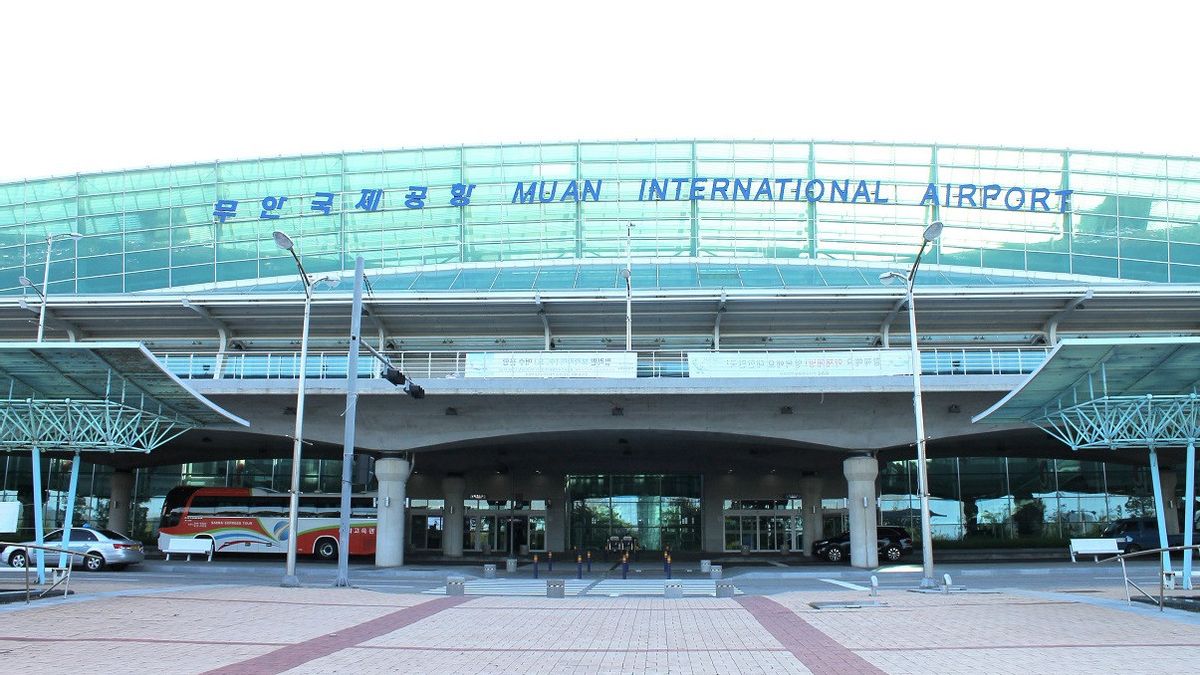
465, 351, 637, 378
686, 350, 912, 378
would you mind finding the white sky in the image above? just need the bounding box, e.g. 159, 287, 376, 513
2, 1, 1197, 182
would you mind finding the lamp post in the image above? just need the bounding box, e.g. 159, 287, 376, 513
19, 232, 82, 342
879, 220, 944, 589
273, 230, 336, 587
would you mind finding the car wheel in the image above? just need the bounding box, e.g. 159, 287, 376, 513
824, 546, 844, 563
8, 551, 26, 568
883, 545, 903, 562
314, 539, 337, 561
84, 553, 106, 572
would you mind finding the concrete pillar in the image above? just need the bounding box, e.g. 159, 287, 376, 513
702, 475, 725, 553
442, 475, 466, 557
544, 474, 567, 553
1160, 467, 1181, 534
799, 475, 824, 557
844, 456, 879, 569
375, 456, 412, 567
107, 470, 134, 534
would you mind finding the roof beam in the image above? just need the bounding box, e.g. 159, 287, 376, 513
16, 300, 81, 341
181, 298, 233, 379
1041, 290, 1094, 345
878, 297, 908, 348
535, 295, 552, 350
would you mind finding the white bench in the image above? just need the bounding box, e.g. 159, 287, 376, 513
1069, 538, 1121, 562
163, 538, 213, 561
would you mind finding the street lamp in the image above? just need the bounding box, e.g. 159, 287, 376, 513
20, 232, 82, 342
879, 220, 944, 589
273, 230, 338, 587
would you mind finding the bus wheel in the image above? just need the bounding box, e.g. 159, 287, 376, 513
315, 538, 338, 561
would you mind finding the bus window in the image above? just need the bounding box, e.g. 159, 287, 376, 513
248, 496, 288, 518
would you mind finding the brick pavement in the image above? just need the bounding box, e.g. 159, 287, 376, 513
3, 582, 1200, 673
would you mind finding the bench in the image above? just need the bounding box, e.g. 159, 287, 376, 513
164, 538, 214, 561
1069, 538, 1121, 562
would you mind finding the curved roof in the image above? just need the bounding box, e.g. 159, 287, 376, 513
2, 140, 1198, 298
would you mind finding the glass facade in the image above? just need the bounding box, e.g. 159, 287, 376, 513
567, 474, 702, 551
3, 141, 1200, 297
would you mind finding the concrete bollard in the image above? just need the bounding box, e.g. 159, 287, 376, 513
446, 576, 465, 596
715, 581, 736, 598
870, 575, 879, 597
709, 564, 723, 580
506, 558, 518, 574
546, 578, 565, 598
942, 573, 953, 594
483, 564, 496, 579
699, 559, 712, 574
664, 580, 684, 599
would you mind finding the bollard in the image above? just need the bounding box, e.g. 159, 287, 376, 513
666, 554, 672, 579
942, 573, 952, 594
533, 554, 539, 579
869, 575, 879, 597
546, 578, 565, 599
664, 580, 683, 599
483, 563, 497, 579
587, 550, 592, 573
577, 554, 583, 579
446, 576, 466, 596
548, 551, 553, 572
622, 554, 629, 580
715, 581, 736, 598
709, 564, 723, 580
700, 559, 711, 574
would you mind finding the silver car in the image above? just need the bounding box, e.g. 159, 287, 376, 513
3, 528, 145, 571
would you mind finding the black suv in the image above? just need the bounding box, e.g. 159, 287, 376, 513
812, 526, 913, 563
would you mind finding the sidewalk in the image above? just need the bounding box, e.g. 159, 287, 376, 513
3, 577, 1200, 673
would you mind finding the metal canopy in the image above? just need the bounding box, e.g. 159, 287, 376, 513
973, 337, 1200, 425
0, 342, 248, 431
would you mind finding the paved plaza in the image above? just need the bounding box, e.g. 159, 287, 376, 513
4, 566, 1200, 674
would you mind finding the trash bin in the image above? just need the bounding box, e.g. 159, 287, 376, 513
505, 558, 518, 573
709, 564, 723, 580
520, 544, 530, 556
699, 559, 711, 573
483, 563, 496, 579
664, 581, 684, 599
446, 576, 466, 596
716, 581, 736, 598
546, 579, 565, 598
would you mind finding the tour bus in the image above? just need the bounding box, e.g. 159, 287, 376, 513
157, 486, 377, 559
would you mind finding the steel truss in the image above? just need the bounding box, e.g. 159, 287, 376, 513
0, 397, 193, 453
1031, 393, 1200, 589
1033, 394, 1200, 451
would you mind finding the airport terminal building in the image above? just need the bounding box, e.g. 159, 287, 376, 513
1, 140, 1198, 566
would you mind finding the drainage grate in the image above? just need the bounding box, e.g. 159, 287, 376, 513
809, 600, 887, 609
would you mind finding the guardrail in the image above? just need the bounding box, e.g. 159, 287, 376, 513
156, 347, 1050, 381
0, 542, 94, 603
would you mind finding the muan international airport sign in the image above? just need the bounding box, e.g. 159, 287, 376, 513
211, 177, 1072, 224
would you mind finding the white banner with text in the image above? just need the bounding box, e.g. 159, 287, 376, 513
465, 351, 638, 378
686, 351, 912, 378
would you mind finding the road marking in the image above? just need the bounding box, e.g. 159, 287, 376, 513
819, 578, 869, 591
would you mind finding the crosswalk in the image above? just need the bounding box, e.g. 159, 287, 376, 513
422, 578, 741, 597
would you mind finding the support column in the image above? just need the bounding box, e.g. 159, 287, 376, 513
799, 475, 824, 557
442, 475, 465, 558
844, 455, 879, 569
544, 474, 567, 553
374, 456, 411, 568
702, 474, 725, 553
1148, 447, 1173, 576
107, 470, 134, 534
1159, 466, 1180, 534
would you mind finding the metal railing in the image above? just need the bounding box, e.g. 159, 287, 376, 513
0, 542, 94, 603
1097, 544, 1200, 611
156, 347, 1050, 381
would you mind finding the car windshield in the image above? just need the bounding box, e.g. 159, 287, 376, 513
97, 529, 132, 541
1101, 522, 1127, 536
